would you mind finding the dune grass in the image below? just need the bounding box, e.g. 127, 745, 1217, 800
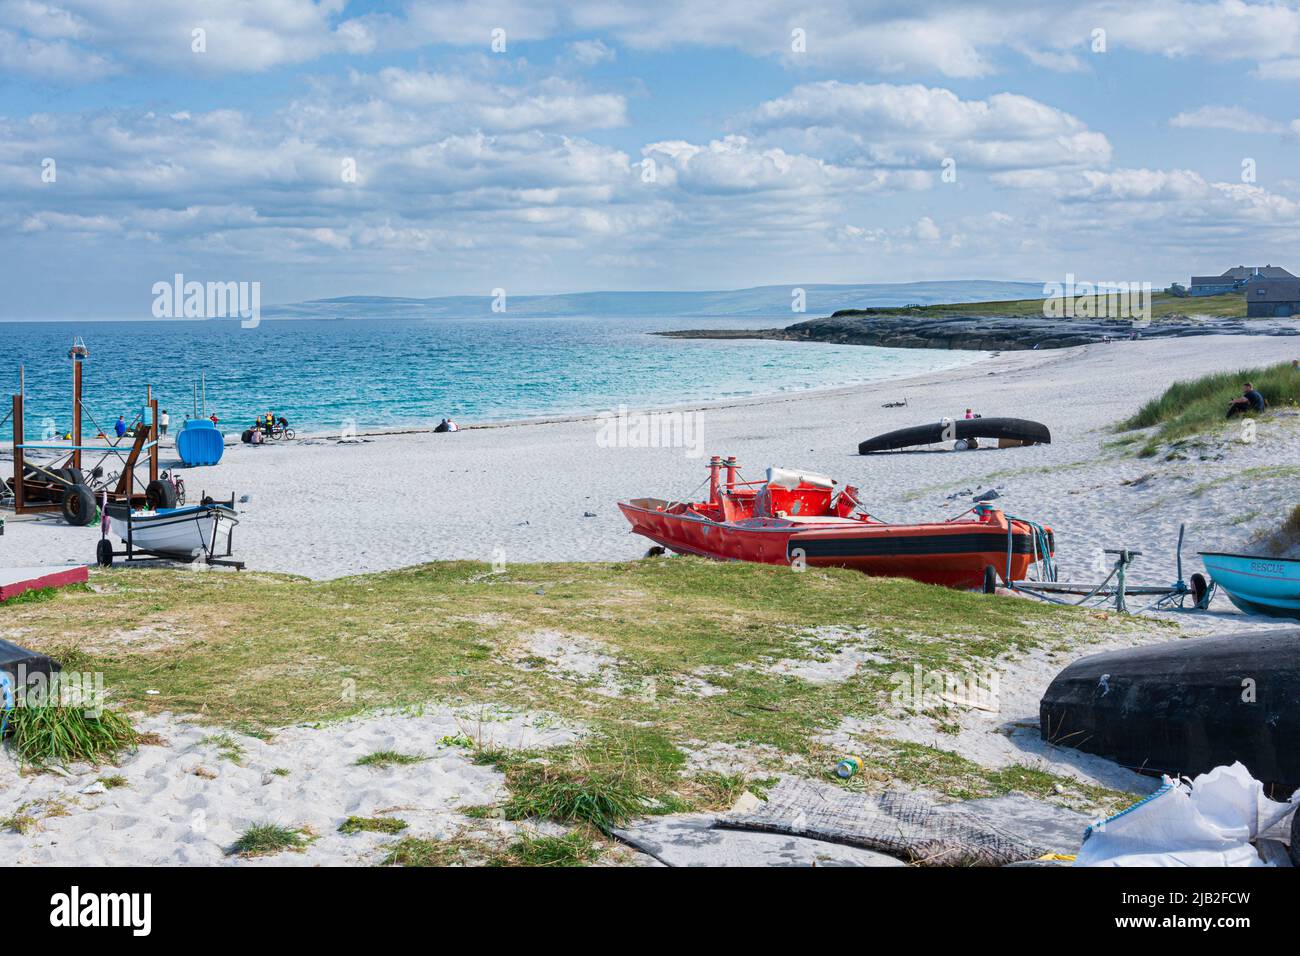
380, 831, 602, 867
355, 750, 426, 768
3, 700, 139, 769
1, 559, 1143, 813
338, 816, 408, 835
227, 823, 313, 857
1117, 361, 1299, 454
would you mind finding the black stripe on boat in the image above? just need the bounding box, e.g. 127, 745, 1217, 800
789, 531, 1041, 559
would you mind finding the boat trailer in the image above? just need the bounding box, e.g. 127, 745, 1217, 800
1010, 525, 1213, 613
5, 339, 169, 525
96, 492, 244, 570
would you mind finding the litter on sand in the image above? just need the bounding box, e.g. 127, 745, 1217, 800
1076, 762, 1297, 867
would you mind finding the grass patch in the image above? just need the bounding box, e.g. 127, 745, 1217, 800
3, 702, 139, 769
1117, 361, 1299, 452
338, 815, 408, 835
504, 831, 600, 866
203, 732, 246, 764
380, 831, 602, 867
97, 774, 128, 789
227, 823, 313, 857
0, 811, 39, 835
0, 583, 91, 608
1250, 502, 1300, 556
355, 750, 427, 768
1, 559, 1143, 815
498, 759, 649, 832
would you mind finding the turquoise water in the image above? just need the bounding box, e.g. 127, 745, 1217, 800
0, 317, 985, 434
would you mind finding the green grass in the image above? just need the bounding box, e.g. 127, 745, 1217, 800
96, 774, 128, 789
831, 290, 1246, 321
203, 732, 246, 764
379, 831, 602, 867
3, 701, 139, 769
504, 831, 600, 866
354, 750, 427, 768
1117, 361, 1299, 453
338, 815, 408, 835
0, 559, 1143, 812
0, 583, 91, 608
497, 759, 651, 832
1251, 503, 1300, 556
227, 823, 313, 857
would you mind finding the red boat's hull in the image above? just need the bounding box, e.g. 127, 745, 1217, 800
619, 498, 1049, 589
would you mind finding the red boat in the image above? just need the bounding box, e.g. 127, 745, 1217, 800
618, 455, 1054, 590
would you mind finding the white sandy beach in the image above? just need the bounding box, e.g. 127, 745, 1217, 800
2, 333, 1298, 866
3, 334, 1295, 581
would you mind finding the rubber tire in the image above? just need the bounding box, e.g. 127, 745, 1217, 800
63, 467, 85, 486
145, 479, 177, 511
983, 565, 999, 594
96, 538, 114, 568
61, 482, 97, 526
1190, 572, 1210, 609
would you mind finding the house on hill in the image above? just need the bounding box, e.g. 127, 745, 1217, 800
1189, 265, 1295, 296
1245, 279, 1300, 317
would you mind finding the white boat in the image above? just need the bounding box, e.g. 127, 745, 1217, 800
101, 500, 242, 567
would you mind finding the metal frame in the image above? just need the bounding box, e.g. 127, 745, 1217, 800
8, 342, 159, 516
1011, 524, 1213, 614
98, 494, 244, 570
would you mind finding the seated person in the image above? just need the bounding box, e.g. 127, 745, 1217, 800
434, 418, 450, 433
1226, 382, 1266, 419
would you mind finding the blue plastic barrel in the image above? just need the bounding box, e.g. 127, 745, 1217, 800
176, 418, 225, 466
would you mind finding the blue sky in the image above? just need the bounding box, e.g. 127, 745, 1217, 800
3, 0, 1300, 318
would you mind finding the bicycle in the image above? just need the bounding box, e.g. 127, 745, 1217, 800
270, 422, 295, 441
158, 469, 187, 506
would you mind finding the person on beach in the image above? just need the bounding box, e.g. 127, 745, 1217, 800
160, 409, 169, 435
1226, 382, 1266, 419
964, 408, 975, 419
209, 412, 219, 425
114, 415, 127, 438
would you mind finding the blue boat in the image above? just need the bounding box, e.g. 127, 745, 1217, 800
1199, 551, 1300, 619
175, 417, 225, 467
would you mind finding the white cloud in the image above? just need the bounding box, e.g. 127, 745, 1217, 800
744, 81, 1112, 171
566, 38, 615, 66
1170, 105, 1289, 134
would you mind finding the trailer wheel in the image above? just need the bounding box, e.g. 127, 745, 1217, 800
61, 483, 97, 526
145, 479, 176, 511
96, 538, 114, 568
982, 565, 999, 594
1190, 572, 1210, 609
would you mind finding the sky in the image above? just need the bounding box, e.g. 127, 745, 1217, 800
2, 0, 1300, 318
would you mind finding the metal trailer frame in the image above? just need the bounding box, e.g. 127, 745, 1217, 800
1010, 524, 1214, 614
97, 493, 244, 570
7, 341, 159, 518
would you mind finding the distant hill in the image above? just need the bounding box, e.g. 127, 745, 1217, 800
264, 280, 1049, 320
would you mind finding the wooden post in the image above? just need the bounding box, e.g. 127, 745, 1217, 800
149, 391, 159, 484
12, 393, 23, 511
72, 354, 83, 471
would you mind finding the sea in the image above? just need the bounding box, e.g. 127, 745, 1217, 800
0, 317, 986, 435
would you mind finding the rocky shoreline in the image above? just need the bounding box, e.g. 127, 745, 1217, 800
657, 313, 1300, 350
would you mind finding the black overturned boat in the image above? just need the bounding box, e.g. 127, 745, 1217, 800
858, 417, 1051, 454
1040, 628, 1300, 794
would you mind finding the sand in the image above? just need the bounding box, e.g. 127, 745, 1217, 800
2, 335, 1294, 582
2, 333, 1297, 865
